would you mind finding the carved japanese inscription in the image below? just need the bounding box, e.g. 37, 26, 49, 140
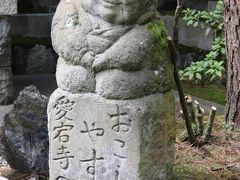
49, 91, 143, 179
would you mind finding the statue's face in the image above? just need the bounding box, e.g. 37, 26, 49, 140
81, 0, 148, 24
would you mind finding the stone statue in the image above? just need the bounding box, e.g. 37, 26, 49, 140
51, 0, 172, 99
48, 0, 175, 179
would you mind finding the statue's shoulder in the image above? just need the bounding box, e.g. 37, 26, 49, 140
52, 0, 92, 32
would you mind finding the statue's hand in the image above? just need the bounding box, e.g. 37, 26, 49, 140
92, 54, 108, 73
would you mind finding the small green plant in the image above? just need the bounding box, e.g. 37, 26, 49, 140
180, 0, 225, 84
179, 61, 205, 84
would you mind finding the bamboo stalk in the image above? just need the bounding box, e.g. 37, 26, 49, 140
194, 100, 205, 135
203, 106, 217, 142
186, 96, 196, 124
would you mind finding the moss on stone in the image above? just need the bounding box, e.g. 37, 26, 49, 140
139, 92, 176, 180
147, 20, 168, 51
173, 164, 214, 180
147, 20, 175, 90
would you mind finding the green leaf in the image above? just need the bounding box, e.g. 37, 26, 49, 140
189, 73, 194, 80
210, 75, 215, 81
187, 20, 194, 26
216, 71, 222, 77
196, 73, 202, 80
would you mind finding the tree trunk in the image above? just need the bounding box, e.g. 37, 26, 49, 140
224, 0, 240, 128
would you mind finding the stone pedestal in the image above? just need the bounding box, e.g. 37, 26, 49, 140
48, 89, 175, 180
0, 0, 17, 104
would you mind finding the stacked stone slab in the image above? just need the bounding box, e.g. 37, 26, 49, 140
0, 0, 17, 104
48, 0, 175, 180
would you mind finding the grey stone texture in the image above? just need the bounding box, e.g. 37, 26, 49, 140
49, 0, 175, 179
52, 0, 173, 97
26, 44, 56, 74
0, 0, 17, 15
0, 67, 13, 104
0, 0, 16, 104
10, 14, 56, 74
0, 17, 11, 67
48, 89, 175, 180
12, 45, 57, 74
0, 86, 49, 172
162, 15, 214, 50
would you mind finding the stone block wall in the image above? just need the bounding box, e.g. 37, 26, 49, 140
18, 0, 60, 13
162, 15, 214, 51
9, 0, 217, 75
0, 0, 17, 104
10, 14, 57, 74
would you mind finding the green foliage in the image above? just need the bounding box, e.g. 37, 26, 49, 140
179, 61, 205, 84
180, 37, 225, 83
180, 0, 225, 84
182, 0, 224, 35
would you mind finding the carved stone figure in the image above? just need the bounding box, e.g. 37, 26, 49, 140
52, 0, 172, 99
48, 0, 175, 179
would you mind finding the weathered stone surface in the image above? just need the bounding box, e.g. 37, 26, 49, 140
52, 0, 173, 98
12, 46, 57, 74
0, 67, 13, 105
26, 44, 56, 74
0, 16, 14, 105
48, 89, 175, 180
0, 0, 17, 15
56, 57, 95, 93
1, 86, 49, 172
49, 0, 175, 179
162, 15, 214, 50
0, 17, 11, 67
95, 69, 170, 100
10, 13, 215, 51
